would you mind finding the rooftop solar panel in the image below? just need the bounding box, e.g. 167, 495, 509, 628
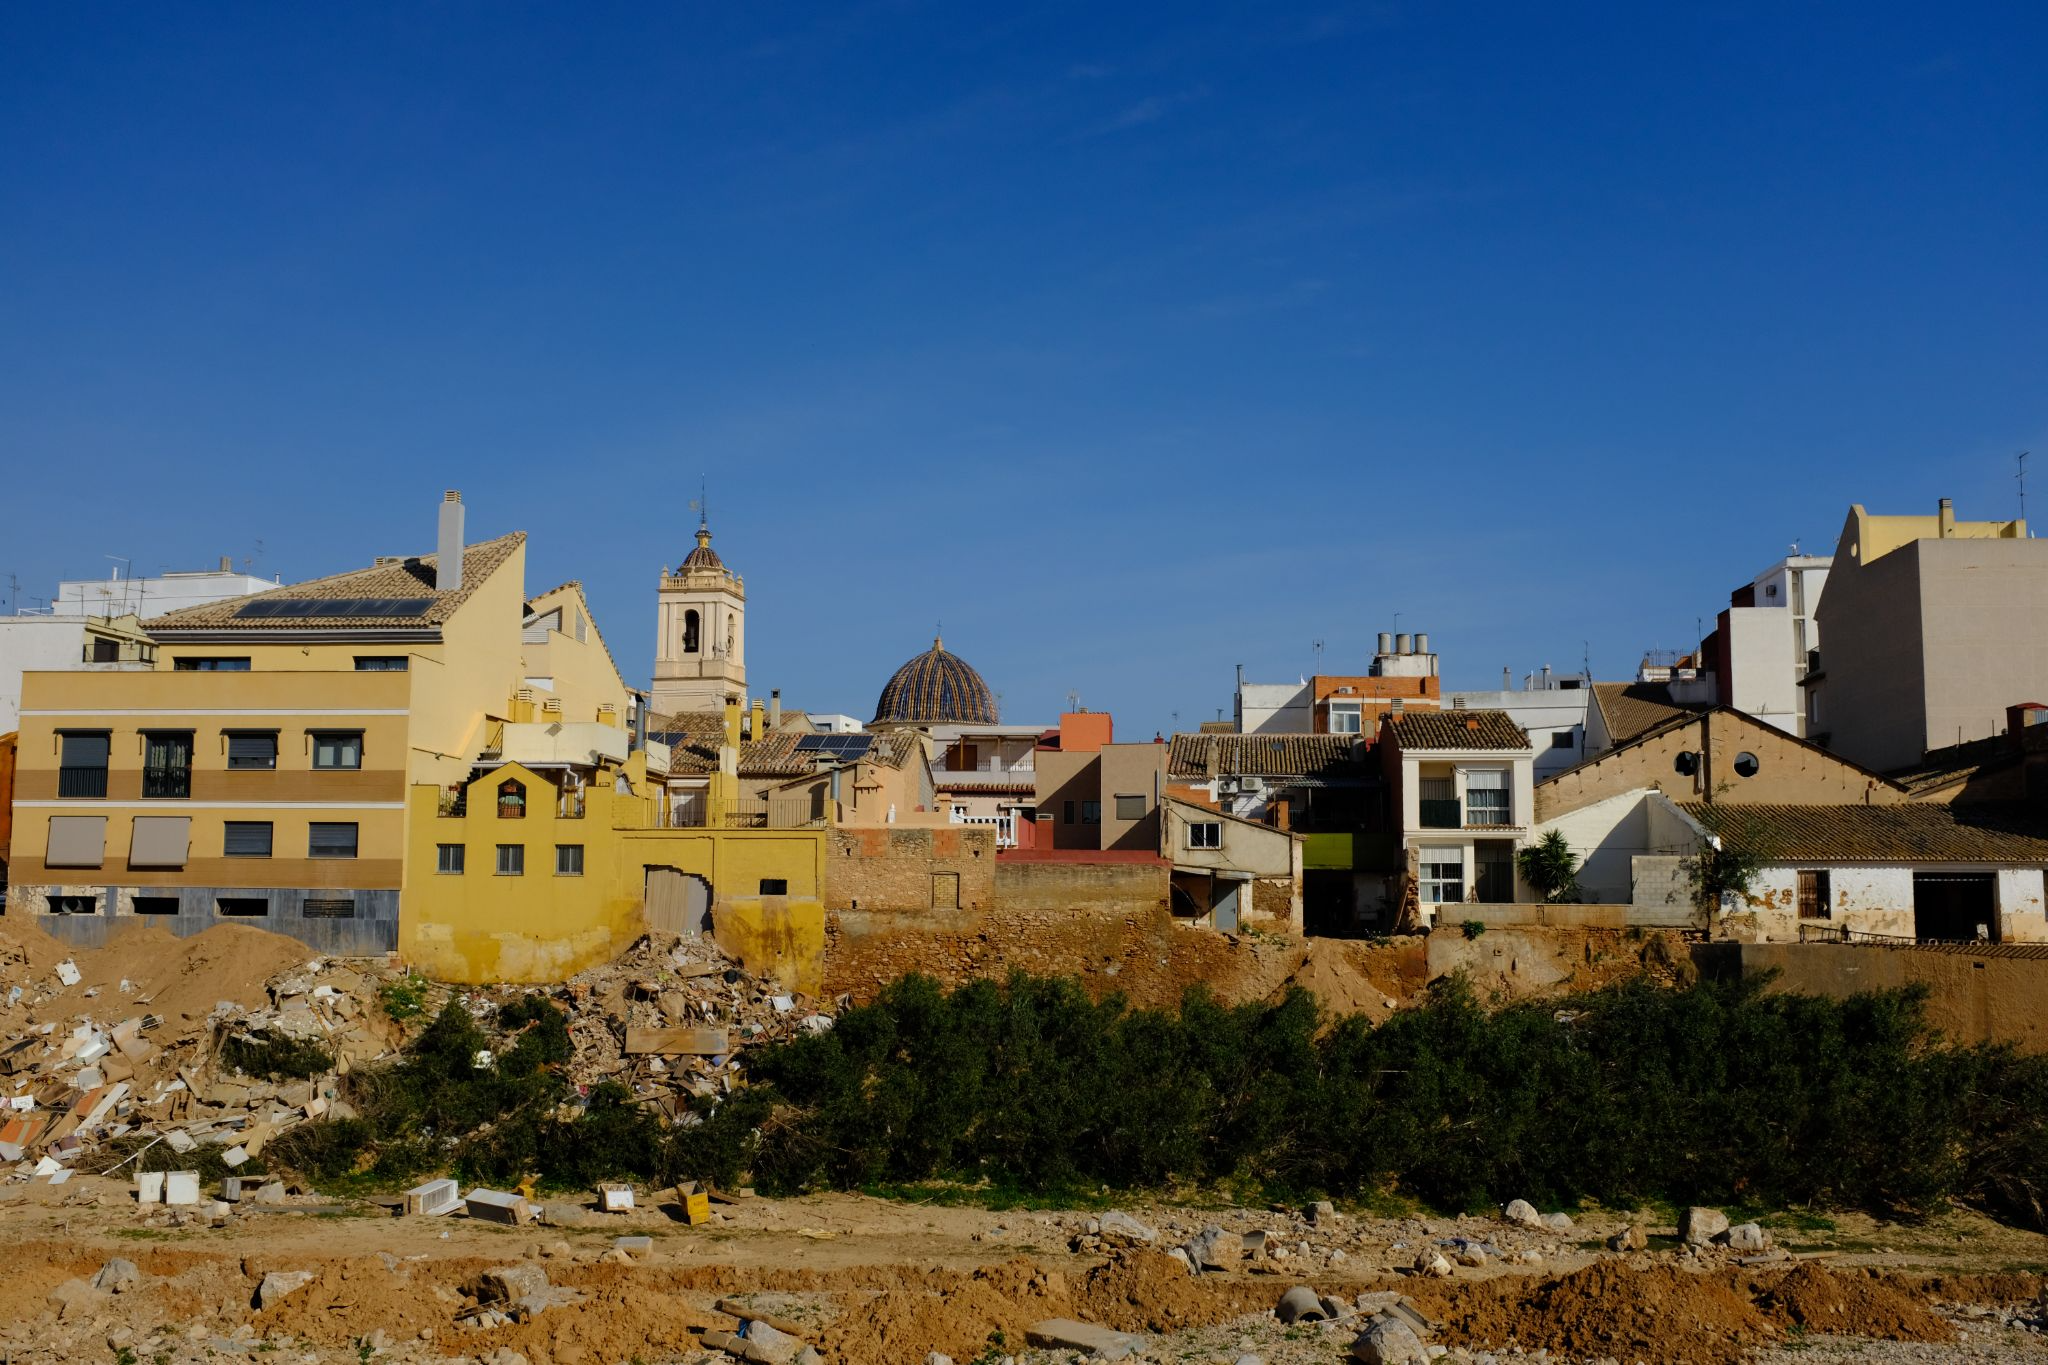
234, 596, 434, 620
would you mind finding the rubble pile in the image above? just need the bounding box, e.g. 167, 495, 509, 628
0, 923, 831, 1196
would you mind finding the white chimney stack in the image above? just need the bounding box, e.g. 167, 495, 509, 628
437, 491, 464, 591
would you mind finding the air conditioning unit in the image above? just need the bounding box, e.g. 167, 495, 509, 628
1451, 697, 1468, 710
542, 697, 563, 715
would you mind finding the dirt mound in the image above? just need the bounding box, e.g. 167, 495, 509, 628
1415, 1261, 1773, 1365
1761, 1263, 1952, 1341
1072, 1251, 1278, 1333
1268, 939, 1419, 1023
818, 1260, 1070, 1365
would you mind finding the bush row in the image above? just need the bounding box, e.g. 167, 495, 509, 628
268, 972, 2048, 1227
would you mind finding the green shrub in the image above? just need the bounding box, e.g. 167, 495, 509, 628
379, 973, 431, 1022
218, 1033, 334, 1080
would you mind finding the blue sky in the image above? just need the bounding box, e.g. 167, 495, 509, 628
3, 3, 2043, 733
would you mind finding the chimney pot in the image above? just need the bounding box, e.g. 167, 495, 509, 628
1377, 632, 1392, 654
1395, 633, 1412, 654
219, 555, 231, 573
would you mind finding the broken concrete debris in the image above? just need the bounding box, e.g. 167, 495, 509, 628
0, 927, 833, 1199
255, 1269, 314, 1310
1024, 1318, 1142, 1360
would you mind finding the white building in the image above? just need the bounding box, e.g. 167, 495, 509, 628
55, 560, 276, 619
1447, 667, 1592, 780
1381, 709, 1536, 923
0, 613, 156, 732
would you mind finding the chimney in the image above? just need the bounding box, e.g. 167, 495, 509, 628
1541, 664, 1553, 687
436, 491, 465, 591
1378, 632, 1393, 655
1415, 632, 1429, 656
750, 696, 767, 741
1390, 697, 1405, 716
219, 555, 231, 572
1938, 497, 1955, 538
1395, 633, 1412, 654
722, 693, 742, 750
770, 689, 782, 728
1503, 667, 1512, 689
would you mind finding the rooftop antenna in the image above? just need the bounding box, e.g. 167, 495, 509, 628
1066, 689, 1080, 713
1171, 710, 1181, 731
1582, 640, 1591, 680
2020, 451, 2031, 534
1312, 638, 1325, 672
690, 476, 709, 531
6, 574, 17, 614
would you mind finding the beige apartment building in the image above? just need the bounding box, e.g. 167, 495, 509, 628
1806, 499, 2042, 773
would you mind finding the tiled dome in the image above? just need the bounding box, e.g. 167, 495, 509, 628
873, 636, 997, 726
680, 526, 724, 571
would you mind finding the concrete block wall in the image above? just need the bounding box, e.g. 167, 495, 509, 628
7, 884, 399, 955
824, 826, 997, 913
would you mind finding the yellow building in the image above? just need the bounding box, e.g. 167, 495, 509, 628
6, 493, 823, 978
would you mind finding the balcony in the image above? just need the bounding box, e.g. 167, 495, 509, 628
57, 766, 108, 799
669, 796, 825, 830
1419, 798, 1462, 829
142, 767, 191, 799
949, 809, 1018, 849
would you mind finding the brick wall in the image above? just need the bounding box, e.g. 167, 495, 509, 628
824, 825, 997, 912
995, 857, 1169, 914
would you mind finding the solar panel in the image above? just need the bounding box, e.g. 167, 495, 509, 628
235, 597, 433, 620
797, 734, 873, 759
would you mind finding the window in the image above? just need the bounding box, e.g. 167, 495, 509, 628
223, 821, 273, 858
1549, 731, 1575, 750
45, 894, 99, 915
1188, 821, 1222, 850
353, 656, 409, 671
437, 843, 466, 874
1114, 794, 1146, 821
1419, 851, 1465, 905
1328, 700, 1363, 734
496, 844, 524, 875
1464, 770, 1510, 826
46, 815, 107, 867
312, 731, 363, 770
308, 822, 359, 858
497, 778, 526, 818
1081, 800, 1101, 824
226, 732, 278, 770
57, 731, 110, 798
141, 731, 193, 798
555, 844, 584, 876
88, 636, 120, 662
302, 898, 356, 919
129, 815, 191, 868
1063, 800, 1075, 824
1797, 869, 1832, 920
931, 871, 960, 909
1733, 751, 1761, 778
173, 657, 249, 671
217, 897, 269, 917
131, 896, 181, 916
683, 608, 700, 654
758, 878, 788, 895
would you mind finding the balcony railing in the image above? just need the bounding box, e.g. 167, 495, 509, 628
58, 766, 108, 799
670, 796, 826, 830
1419, 798, 1462, 829
949, 810, 1017, 849
142, 768, 191, 799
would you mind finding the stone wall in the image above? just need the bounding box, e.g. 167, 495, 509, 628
824, 825, 997, 913
1698, 941, 2048, 1051
995, 857, 1169, 914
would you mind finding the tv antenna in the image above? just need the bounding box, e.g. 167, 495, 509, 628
2020, 452, 2031, 534
1312, 639, 1325, 671
1066, 689, 1081, 713
6, 574, 18, 614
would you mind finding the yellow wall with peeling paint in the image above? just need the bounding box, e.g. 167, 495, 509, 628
401, 756, 827, 984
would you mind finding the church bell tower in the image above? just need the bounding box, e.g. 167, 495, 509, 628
651, 515, 746, 715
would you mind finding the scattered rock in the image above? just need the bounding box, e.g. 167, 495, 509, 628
1024, 1318, 1141, 1360
1351, 1316, 1429, 1364
1502, 1198, 1541, 1227
1184, 1224, 1238, 1270
1306, 1200, 1336, 1224
1098, 1210, 1158, 1247
1543, 1211, 1574, 1232
1721, 1222, 1772, 1253
476, 1264, 552, 1304
1607, 1225, 1647, 1252
739, 1319, 805, 1365
1681, 1206, 1730, 1246
92, 1258, 141, 1293
1413, 1249, 1452, 1278
255, 1270, 314, 1310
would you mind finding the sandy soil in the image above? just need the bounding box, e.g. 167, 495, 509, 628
4, 1175, 2047, 1364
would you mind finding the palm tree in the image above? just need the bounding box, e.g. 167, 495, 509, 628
1516, 830, 1580, 903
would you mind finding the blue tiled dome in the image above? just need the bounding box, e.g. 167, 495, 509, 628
680, 526, 724, 571
873, 636, 997, 726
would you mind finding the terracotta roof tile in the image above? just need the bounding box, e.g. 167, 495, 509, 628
1885, 735, 2016, 793
1680, 802, 2048, 863
1383, 710, 1530, 751
146, 533, 525, 633
1592, 682, 1707, 745
1166, 733, 1372, 779
645, 711, 916, 780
